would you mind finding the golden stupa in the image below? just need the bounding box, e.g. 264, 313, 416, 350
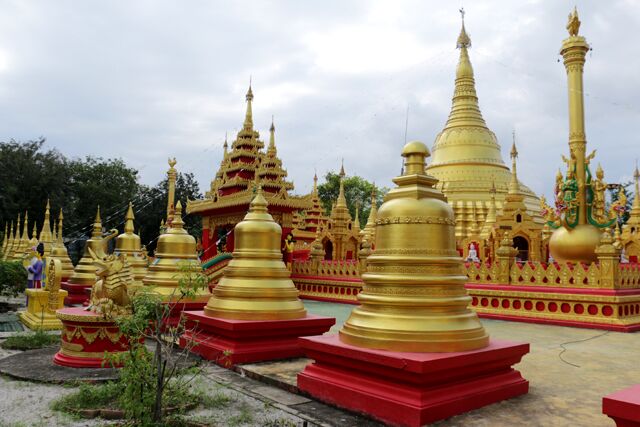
549, 8, 612, 263
67, 207, 117, 288
339, 141, 489, 352
426, 16, 541, 239
11, 211, 29, 261
115, 202, 148, 285
204, 187, 307, 320
142, 201, 207, 301
50, 209, 75, 278
1, 223, 7, 258
4, 221, 15, 260
38, 200, 54, 256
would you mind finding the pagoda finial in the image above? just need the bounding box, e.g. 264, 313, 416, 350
337, 162, 347, 208
172, 200, 185, 230
56, 209, 64, 244
268, 115, 276, 156
124, 202, 135, 234
31, 221, 37, 240
632, 160, 640, 210
313, 172, 318, 194
339, 159, 346, 178
457, 8, 471, 49
21, 211, 29, 241
92, 206, 102, 238
509, 130, 520, 194
249, 185, 269, 214
243, 80, 254, 130
567, 6, 581, 36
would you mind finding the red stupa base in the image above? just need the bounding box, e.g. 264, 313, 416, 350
298, 335, 530, 427
603, 384, 640, 427
61, 281, 90, 306
163, 301, 208, 330
180, 311, 335, 366
53, 307, 130, 369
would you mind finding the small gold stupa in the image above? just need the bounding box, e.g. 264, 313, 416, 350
339, 141, 489, 352
204, 187, 306, 320
67, 207, 117, 288
11, 211, 29, 261
115, 202, 148, 286
50, 209, 75, 278
38, 200, 54, 256
142, 201, 207, 300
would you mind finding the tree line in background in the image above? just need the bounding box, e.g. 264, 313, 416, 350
0, 138, 202, 261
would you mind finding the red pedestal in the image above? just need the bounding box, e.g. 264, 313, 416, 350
61, 281, 91, 306
180, 311, 335, 366
163, 301, 207, 330
53, 307, 130, 369
603, 384, 640, 427
298, 335, 530, 427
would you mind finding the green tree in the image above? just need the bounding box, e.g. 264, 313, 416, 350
317, 172, 388, 227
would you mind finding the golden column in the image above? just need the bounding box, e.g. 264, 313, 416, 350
339, 141, 488, 352
50, 209, 75, 279
204, 187, 306, 320
167, 158, 177, 221
549, 8, 608, 263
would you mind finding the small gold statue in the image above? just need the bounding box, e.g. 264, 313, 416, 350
86, 247, 136, 319
592, 164, 607, 223
567, 7, 581, 36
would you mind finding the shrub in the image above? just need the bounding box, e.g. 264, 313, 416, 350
0, 260, 27, 297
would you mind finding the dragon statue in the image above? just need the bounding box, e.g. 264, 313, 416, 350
85, 247, 136, 319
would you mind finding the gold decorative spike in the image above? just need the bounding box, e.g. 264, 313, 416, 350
167, 158, 177, 221
361, 186, 378, 245
38, 200, 54, 255
5, 221, 15, 259
142, 201, 207, 301
567, 6, 581, 36
115, 202, 148, 285
49, 209, 74, 279
339, 141, 489, 352
204, 187, 306, 320
12, 211, 30, 260
426, 12, 542, 245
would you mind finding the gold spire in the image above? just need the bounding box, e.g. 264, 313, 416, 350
354, 201, 361, 232
223, 133, 228, 157
204, 186, 306, 320
313, 172, 318, 194
339, 141, 488, 352
124, 202, 135, 233
30, 221, 38, 247
115, 202, 148, 285
336, 163, 347, 208
632, 162, 639, 211
39, 200, 53, 250
243, 82, 254, 131
267, 116, 276, 156
167, 158, 177, 221
509, 131, 520, 194
361, 186, 378, 243
6, 221, 15, 259
92, 206, 102, 238
456, 8, 471, 48
2, 222, 7, 256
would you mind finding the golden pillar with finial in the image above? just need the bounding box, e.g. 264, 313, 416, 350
50, 209, 75, 279
339, 141, 488, 352
38, 200, 54, 256
167, 158, 177, 222
298, 139, 529, 426
204, 187, 306, 320
549, 8, 611, 263
115, 202, 148, 286
64, 207, 118, 304
142, 201, 208, 301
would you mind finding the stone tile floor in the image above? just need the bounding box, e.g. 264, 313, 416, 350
0, 299, 637, 426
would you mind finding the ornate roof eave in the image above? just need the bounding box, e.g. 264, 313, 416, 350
187, 191, 312, 215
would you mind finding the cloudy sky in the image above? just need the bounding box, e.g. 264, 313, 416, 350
0, 0, 638, 202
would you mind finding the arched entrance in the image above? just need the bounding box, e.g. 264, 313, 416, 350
513, 236, 529, 261
323, 239, 333, 260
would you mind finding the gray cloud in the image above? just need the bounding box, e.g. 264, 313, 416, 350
0, 0, 638, 201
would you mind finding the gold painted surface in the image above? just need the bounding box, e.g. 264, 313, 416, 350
115, 202, 149, 284
204, 187, 306, 320
142, 201, 209, 301
339, 141, 489, 352
50, 209, 74, 278
426, 20, 542, 241
19, 286, 68, 331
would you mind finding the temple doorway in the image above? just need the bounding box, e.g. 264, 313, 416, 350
513, 236, 529, 261
323, 239, 333, 260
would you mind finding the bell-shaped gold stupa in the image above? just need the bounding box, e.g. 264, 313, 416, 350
67, 207, 117, 287
339, 141, 488, 352
115, 202, 148, 285
204, 187, 306, 320
142, 201, 206, 300
50, 209, 75, 278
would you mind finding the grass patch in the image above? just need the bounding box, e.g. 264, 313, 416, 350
200, 391, 233, 410
51, 382, 121, 412
228, 403, 254, 426
0, 330, 59, 350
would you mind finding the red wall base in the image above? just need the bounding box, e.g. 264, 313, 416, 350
603, 384, 640, 427
298, 335, 530, 427
477, 312, 640, 332
180, 311, 335, 367
61, 281, 91, 306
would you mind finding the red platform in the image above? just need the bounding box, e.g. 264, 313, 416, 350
61, 281, 91, 306
603, 384, 640, 427
180, 311, 335, 366
53, 307, 130, 368
298, 334, 530, 427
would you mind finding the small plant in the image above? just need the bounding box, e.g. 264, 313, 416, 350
0, 260, 27, 297
228, 403, 254, 427
0, 329, 59, 350
51, 382, 121, 412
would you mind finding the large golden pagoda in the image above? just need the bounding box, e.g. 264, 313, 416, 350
426, 15, 542, 240
114, 202, 148, 286
340, 141, 488, 352
203, 187, 306, 320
